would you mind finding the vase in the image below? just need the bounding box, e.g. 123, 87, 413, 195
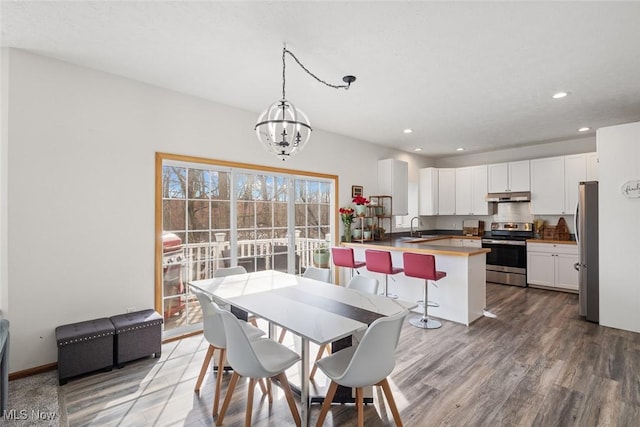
352, 228, 362, 239
363, 230, 372, 240
355, 205, 367, 217
313, 250, 330, 267
343, 223, 352, 242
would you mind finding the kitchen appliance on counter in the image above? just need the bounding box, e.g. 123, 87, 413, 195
482, 222, 533, 287
463, 219, 484, 236
575, 181, 599, 323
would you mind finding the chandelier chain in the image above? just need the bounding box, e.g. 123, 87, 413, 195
282, 47, 350, 99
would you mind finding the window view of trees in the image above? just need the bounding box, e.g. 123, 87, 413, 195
159, 158, 335, 334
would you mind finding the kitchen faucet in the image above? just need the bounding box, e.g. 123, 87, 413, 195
410, 216, 420, 237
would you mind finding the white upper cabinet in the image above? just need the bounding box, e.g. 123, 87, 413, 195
455, 165, 488, 215
487, 160, 530, 192
564, 154, 587, 214
378, 159, 408, 215
530, 153, 591, 215
438, 168, 456, 215
586, 152, 599, 181
419, 167, 438, 215
530, 156, 565, 214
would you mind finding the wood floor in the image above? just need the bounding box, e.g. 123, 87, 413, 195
59, 283, 640, 426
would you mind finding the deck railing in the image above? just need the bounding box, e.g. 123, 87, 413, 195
174, 237, 328, 282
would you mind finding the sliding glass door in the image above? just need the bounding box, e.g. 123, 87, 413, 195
157, 153, 337, 335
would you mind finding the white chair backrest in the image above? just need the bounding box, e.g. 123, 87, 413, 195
303, 266, 331, 282
192, 288, 228, 348
335, 310, 408, 388
347, 275, 379, 295
219, 309, 269, 379
214, 266, 248, 278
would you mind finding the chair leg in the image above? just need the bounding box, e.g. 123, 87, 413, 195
258, 378, 271, 402
315, 381, 338, 427
212, 348, 226, 417
278, 327, 287, 343
356, 387, 364, 427
195, 345, 216, 393
245, 378, 256, 427
266, 376, 273, 404
309, 344, 327, 380
216, 371, 239, 426
276, 372, 301, 427
248, 315, 259, 328
377, 378, 403, 427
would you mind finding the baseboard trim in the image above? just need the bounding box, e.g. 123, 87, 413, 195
9, 362, 57, 381
8, 331, 203, 380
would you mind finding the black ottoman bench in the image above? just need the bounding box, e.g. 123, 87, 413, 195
55, 318, 114, 385
110, 309, 163, 368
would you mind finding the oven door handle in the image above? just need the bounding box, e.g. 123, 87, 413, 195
481, 239, 526, 246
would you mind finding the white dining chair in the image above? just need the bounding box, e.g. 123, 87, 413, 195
302, 266, 331, 282
216, 309, 302, 427
278, 266, 332, 343
213, 266, 259, 327
192, 289, 267, 418
213, 266, 248, 277
346, 274, 379, 295
309, 275, 380, 381
314, 309, 409, 427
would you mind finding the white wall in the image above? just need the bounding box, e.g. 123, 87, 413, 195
1, 49, 431, 372
597, 122, 640, 333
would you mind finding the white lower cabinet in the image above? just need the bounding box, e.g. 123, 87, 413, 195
527, 243, 578, 291
430, 238, 481, 248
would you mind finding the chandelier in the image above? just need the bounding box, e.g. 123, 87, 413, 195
255, 46, 356, 161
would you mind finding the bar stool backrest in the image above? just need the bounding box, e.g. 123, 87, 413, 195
403, 252, 437, 280
332, 247, 356, 268
365, 249, 394, 274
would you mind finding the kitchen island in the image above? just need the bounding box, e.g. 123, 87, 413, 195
342, 237, 490, 326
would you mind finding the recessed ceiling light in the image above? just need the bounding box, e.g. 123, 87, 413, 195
414, 148, 423, 152
403, 129, 413, 134
456, 147, 464, 152
552, 91, 569, 99
578, 127, 591, 132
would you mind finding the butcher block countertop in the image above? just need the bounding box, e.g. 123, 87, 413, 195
342, 237, 490, 257
527, 239, 577, 245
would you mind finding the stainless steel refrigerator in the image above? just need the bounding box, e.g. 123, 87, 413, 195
575, 181, 599, 323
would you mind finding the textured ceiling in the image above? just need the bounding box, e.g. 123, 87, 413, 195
2, 1, 640, 157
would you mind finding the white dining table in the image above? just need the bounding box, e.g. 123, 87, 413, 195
189, 269, 415, 427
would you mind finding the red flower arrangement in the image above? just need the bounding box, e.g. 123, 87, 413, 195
352, 195, 370, 205
339, 207, 355, 225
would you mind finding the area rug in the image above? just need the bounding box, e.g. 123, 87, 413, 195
1, 371, 62, 427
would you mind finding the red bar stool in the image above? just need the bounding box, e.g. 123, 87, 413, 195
331, 247, 366, 279
365, 249, 403, 298
403, 252, 446, 329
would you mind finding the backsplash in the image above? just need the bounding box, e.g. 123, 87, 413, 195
493, 202, 533, 223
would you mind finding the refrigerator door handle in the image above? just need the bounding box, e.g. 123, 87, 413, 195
574, 200, 580, 244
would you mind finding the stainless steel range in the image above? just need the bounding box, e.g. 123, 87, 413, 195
482, 222, 533, 287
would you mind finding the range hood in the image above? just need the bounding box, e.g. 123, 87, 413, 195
486, 191, 531, 202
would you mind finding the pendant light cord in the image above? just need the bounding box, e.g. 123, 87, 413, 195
282, 47, 353, 100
